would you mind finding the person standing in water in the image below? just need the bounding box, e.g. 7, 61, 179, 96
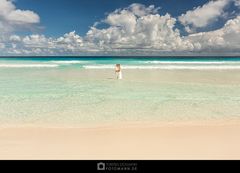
115, 64, 123, 79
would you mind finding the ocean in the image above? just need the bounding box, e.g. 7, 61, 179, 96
1, 56, 240, 69
0, 56, 240, 127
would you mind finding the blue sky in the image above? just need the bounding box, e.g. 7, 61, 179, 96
0, 0, 239, 55
15, 0, 213, 37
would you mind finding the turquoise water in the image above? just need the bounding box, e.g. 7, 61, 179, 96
1, 57, 240, 126
1, 56, 240, 69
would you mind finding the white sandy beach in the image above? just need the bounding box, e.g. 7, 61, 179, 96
0, 122, 240, 160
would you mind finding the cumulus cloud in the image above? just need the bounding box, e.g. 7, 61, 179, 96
186, 16, 240, 52
5, 31, 86, 55
9, 35, 21, 42
6, 34, 52, 55
178, 0, 230, 33
86, 4, 193, 52
234, 0, 240, 7
128, 3, 160, 17
0, 0, 40, 33
0, 42, 5, 49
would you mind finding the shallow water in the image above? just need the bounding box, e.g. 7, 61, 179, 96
0, 57, 240, 126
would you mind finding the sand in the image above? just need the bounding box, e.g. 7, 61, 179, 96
0, 122, 240, 160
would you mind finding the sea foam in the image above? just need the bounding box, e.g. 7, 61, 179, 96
143, 61, 240, 64
50, 60, 87, 64
83, 65, 240, 70
0, 64, 59, 68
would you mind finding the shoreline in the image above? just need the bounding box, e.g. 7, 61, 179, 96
1, 118, 240, 129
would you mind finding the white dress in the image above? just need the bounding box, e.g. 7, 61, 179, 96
116, 71, 122, 79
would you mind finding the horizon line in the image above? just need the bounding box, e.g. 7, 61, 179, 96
0, 55, 240, 58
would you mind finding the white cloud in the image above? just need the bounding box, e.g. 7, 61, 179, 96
104, 10, 137, 34
7, 9, 39, 24
178, 0, 230, 33
0, 0, 40, 33
6, 31, 86, 55
0, 42, 5, 49
55, 31, 85, 52
6, 35, 52, 55
103, 3, 160, 33
22, 35, 50, 48
127, 3, 160, 17
234, 0, 240, 7
186, 16, 240, 52
9, 35, 21, 42
56, 31, 83, 45
86, 4, 193, 52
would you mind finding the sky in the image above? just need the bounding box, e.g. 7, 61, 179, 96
0, 0, 240, 56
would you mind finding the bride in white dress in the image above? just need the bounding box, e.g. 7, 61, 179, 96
115, 64, 123, 79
